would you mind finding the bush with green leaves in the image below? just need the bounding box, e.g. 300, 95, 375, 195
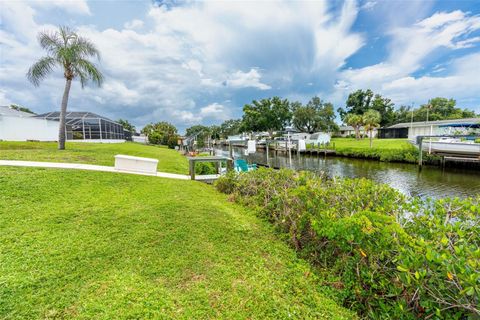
194, 161, 217, 175
396, 198, 479, 317
215, 168, 479, 319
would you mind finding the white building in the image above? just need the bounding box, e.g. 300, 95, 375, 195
386, 118, 480, 140
338, 125, 377, 138
306, 132, 331, 145
0, 106, 58, 141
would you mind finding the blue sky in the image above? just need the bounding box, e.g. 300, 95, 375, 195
1, 0, 479, 133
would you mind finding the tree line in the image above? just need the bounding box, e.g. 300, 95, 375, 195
128, 90, 477, 148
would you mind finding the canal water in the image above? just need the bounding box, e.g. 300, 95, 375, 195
215, 147, 480, 199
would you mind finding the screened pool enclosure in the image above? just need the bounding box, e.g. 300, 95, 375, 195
34, 112, 125, 140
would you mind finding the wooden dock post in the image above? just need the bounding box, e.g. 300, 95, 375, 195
418, 137, 423, 170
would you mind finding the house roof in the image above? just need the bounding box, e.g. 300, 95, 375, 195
34, 111, 116, 122
0, 105, 35, 117
339, 125, 367, 131
388, 117, 480, 129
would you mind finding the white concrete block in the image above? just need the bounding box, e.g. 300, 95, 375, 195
114, 154, 158, 174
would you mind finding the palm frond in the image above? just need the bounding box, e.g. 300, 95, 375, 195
26, 56, 56, 87
27, 26, 103, 87
73, 58, 104, 88
38, 31, 63, 55
58, 26, 77, 47
72, 36, 101, 60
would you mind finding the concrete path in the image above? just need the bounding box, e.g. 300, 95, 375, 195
0, 160, 190, 180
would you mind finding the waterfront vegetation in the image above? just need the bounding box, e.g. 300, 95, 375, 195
1, 142, 478, 318
215, 168, 479, 319
0, 141, 188, 174
307, 138, 423, 163
0, 166, 354, 319
332, 138, 420, 162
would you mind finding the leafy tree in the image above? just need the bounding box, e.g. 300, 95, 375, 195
292, 97, 338, 133
292, 101, 316, 133
242, 97, 291, 137
391, 98, 478, 124
219, 119, 243, 138
9, 104, 35, 114
362, 109, 381, 148
27, 26, 103, 150
371, 94, 395, 126
414, 98, 476, 122
209, 125, 221, 140
392, 105, 414, 124
142, 121, 178, 147
117, 119, 136, 133
185, 125, 211, 148
185, 125, 210, 138
338, 89, 374, 121
339, 89, 395, 127
345, 113, 364, 140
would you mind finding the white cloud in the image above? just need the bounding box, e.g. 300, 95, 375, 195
0, 89, 13, 105
0, 1, 365, 131
30, 0, 91, 15
200, 103, 230, 121
360, 1, 377, 11
4, 0, 477, 132
226, 69, 271, 90
329, 9, 480, 108
124, 19, 144, 30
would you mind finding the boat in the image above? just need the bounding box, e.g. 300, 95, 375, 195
419, 138, 480, 157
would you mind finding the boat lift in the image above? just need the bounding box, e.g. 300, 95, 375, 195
416, 134, 480, 169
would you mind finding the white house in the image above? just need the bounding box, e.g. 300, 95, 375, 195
0, 106, 58, 141
338, 125, 377, 138
386, 118, 480, 140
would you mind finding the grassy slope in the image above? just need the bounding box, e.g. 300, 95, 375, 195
0, 141, 188, 174
0, 167, 353, 319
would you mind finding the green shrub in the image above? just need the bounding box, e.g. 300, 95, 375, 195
194, 161, 216, 175
397, 197, 479, 317
215, 168, 479, 319
147, 132, 162, 145
214, 170, 238, 194
167, 135, 179, 149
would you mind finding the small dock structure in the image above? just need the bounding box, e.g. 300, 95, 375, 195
187, 156, 233, 181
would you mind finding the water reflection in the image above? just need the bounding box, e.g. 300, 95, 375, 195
216, 147, 480, 199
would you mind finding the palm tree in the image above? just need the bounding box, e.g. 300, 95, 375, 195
363, 109, 381, 148
345, 113, 363, 140
27, 26, 103, 150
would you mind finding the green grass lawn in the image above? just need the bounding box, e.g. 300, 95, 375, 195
0, 165, 353, 319
320, 138, 419, 162
0, 141, 188, 174
330, 138, 411, 150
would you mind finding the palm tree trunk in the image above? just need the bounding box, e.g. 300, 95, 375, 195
58, 79, 72, 150
369, 130, 373, 148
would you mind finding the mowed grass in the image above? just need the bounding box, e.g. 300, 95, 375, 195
0, 141, 188, 174
331, 138, 411, 150
0, 167, 354, 319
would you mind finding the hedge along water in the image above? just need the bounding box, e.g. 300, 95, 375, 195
215, 146, 480, 199
215, 169, 479, 319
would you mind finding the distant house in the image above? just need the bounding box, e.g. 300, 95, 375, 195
337, 125, 377, 138
34, 111, 126, 142
0, 106, 58, 141
379, 118, 480, 139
